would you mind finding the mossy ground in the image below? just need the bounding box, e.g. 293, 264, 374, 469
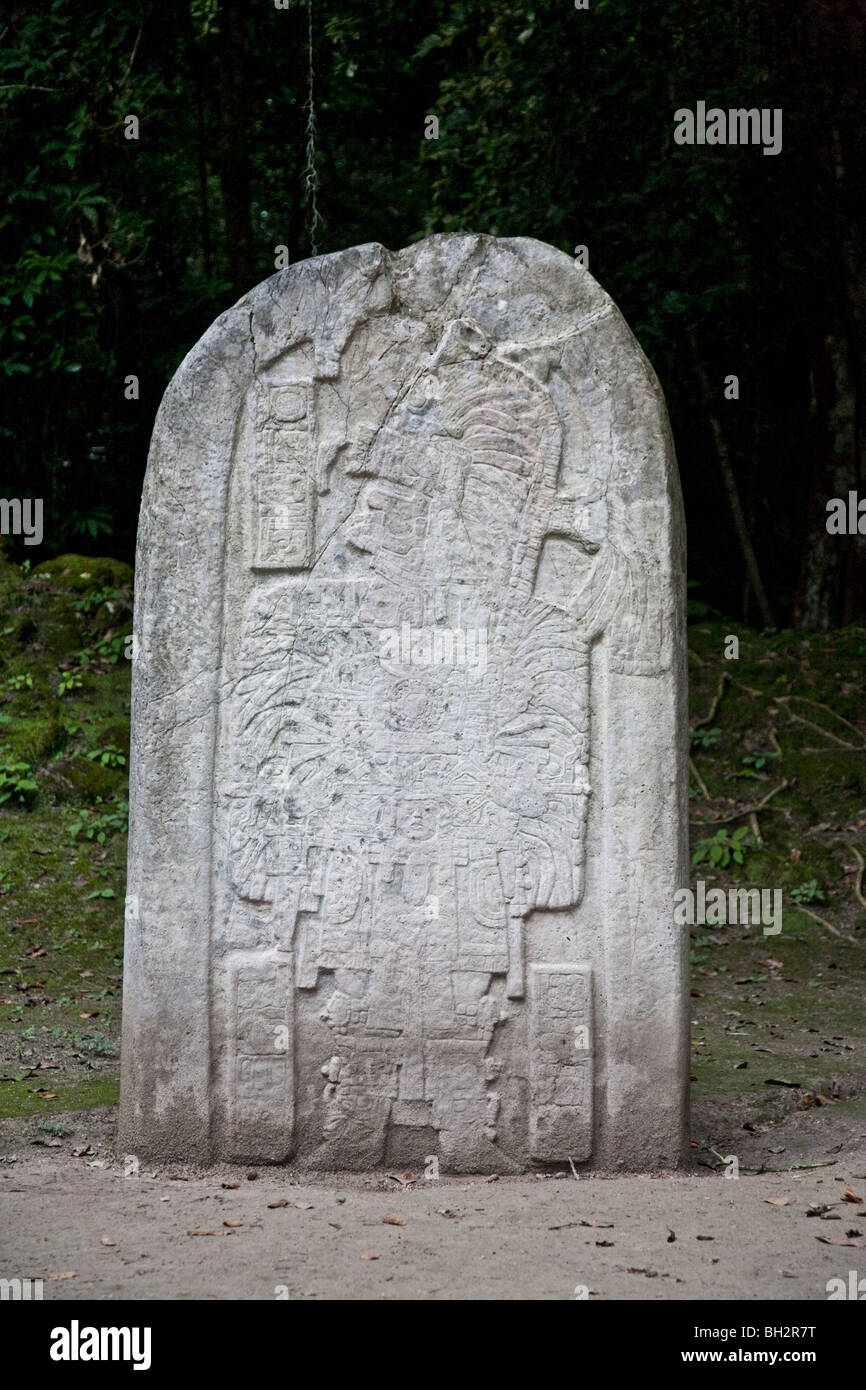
687, 622, 866, 1164
0, 546, 130, 1121
1, 562, 864, 1166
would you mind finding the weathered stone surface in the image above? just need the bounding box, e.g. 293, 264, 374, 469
120, 234, 689, 1172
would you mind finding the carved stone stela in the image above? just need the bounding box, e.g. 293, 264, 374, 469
120, 235, 689, 1172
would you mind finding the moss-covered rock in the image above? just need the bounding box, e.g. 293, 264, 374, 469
1, 708, 63, 766
30, 554, 134, 593
93, 721, 131, 753
40, 753, 125, 803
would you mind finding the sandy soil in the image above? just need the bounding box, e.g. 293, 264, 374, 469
2, 1106, 864, 1301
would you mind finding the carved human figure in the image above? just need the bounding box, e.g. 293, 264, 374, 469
226, 318, 649, 1166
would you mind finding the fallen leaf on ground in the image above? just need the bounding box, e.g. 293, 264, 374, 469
99, 1236, 115, 1247
360, 1253, 379, 1260
842, 1187, 863, 1204
44, 1271, 76, 1281
267, 1200, 289, 1209
579, 1219, 614, 1228
764, 1197, 789, 1206
223, 1219, 243, 1228
294, 1201, 313, 1210
696, 1235, 715, 1241
383, 1215, 406, 1226
815, 1235, 864, 1247
222, 1182, 240, 1189
187, 1229, 235, 1237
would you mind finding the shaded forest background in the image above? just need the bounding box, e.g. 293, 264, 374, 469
1, 0, 863, 628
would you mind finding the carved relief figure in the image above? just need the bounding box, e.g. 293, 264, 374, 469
224, 317, 654, 1167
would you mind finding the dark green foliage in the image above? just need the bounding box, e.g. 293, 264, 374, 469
0, 0, 862, 623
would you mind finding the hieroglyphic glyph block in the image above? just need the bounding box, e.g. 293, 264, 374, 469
252, 384, 314, 568
120, 235, 689, 1172
528, 964, 593, 1161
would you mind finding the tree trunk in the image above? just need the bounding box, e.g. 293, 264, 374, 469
793, 328, 859, 629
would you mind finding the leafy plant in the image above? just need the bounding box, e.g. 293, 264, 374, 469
691, 825, 754, 869
73, 584, 128, 617
741, 751, 779, 771
70, 633, 129, 670
731, 751, 781, 780
68, 798, 129, 843
0, 757, 37, 806
5, 673, 33, 691
58, 671, 84, 696
38, 1120, 70, 1138
790, 879, 825, 905
66, 506, 113, 541
93, 633, 130, 666
67, 1030, 116, 1058
69, 646, 97, 670
86, 743, 126, 769
54, 928, 83, 955
691, 726, 721, 750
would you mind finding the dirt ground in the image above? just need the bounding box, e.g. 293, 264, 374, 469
2, 1103, 864, 1301
3, 578, 866, 1301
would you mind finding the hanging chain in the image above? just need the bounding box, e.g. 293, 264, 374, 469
303, 0, 321, 255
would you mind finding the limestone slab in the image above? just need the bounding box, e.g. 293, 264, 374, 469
120, 234, 689, 1171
